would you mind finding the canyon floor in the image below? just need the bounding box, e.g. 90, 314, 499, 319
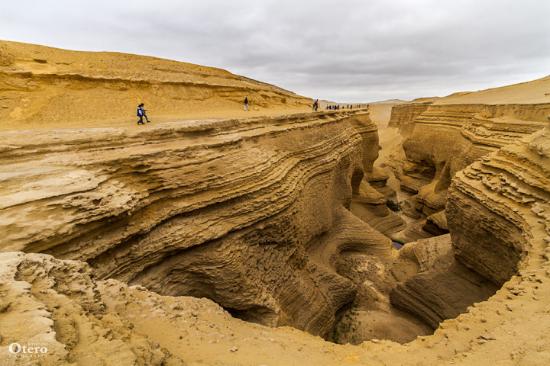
1, 41, 550, 366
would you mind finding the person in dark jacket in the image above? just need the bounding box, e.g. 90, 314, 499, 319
137, 103, 150, 124
244, 97, 249, 111
312, 99, 319, 112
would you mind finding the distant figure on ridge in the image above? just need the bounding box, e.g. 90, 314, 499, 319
312, 99, 319, 112
244, 97, 249, 111
137, 103, 150, 125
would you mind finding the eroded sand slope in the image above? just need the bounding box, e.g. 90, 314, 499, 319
0, 40, 311, 130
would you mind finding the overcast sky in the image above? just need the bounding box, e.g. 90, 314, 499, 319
1, 0, 549, 102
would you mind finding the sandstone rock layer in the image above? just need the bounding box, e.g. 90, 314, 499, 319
1, 124, 549, 366
0, 110, 390, 338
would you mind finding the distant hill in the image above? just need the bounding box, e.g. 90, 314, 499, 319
435, 75, 550, 105
368, 99, 409, 105
0, 40, 312, 130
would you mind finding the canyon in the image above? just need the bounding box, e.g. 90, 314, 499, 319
0, 41, 549, 366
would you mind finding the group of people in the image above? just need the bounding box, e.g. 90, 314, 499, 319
326, 104, 359, 110
136, 97, 366, 125
312, 100, 364, 112
137, 97, 250, 126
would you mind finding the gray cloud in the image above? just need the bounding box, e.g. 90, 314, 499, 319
1, 0, 549, 102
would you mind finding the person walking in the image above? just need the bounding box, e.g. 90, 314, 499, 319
244, 97, 249, 111
312, 99, 319, 112
137, 103, 150, 124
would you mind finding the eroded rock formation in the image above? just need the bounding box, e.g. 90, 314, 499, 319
0, 110, 395, 338
448, 127, 550, 285
389, 234, 497, 329
1, 41, 549, 365
1, 125, 548, 366
387, 102, 430, 135
384, 80, 550, 243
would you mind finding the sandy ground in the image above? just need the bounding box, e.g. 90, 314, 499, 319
367, 103, 404, 171
367, 104, 394, 129
0, 106, 313, 131
0, 40, 312, 131
435, 75, 550, 105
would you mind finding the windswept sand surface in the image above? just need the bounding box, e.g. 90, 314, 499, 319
0, 40, 312, 130
435, 75, 550, 105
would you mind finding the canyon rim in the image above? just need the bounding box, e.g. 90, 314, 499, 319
1, 2, 550, 365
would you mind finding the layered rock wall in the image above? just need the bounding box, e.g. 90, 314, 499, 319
390, 102, 549, 221
1, 124, 548, 366
0, 110, 390, 337
387, 103, 430, 135
447, 127, 550, 285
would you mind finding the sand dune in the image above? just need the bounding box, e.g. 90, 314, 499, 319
0, 40, 312, 130
435, 75, 550, 105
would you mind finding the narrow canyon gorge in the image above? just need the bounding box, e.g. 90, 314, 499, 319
1, 41, 550, 366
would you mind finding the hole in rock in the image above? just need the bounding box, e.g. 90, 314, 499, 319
225, 305, 278, 325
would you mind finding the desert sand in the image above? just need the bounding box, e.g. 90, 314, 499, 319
1, 42, 549, 366
0, 40, 312, 131
435, 75, 550, 105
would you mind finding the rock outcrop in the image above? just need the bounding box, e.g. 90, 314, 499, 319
0, 252, 186, 365
447, 127, 550, 285
382, 77, 550, 243
387, 102, 431, 136
389, 234, 497, 329
0, 110, 394, 338
400, 103, 548, 214
1, 125, 548, 366
350, 169, 406, 237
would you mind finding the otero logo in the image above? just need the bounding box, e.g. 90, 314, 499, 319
7, 342, 48, 357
